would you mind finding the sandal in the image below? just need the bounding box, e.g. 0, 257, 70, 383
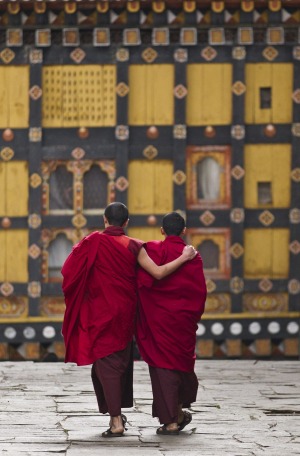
156, 425, 179, 436
102, 428, 124, 438
178, 411, 192, 431
102, 414, 128, 438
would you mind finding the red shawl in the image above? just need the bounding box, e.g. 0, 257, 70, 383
62, 227, 143, 366
136, 236, 207, 372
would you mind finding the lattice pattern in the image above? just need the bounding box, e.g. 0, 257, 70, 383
42, 65, 116, 127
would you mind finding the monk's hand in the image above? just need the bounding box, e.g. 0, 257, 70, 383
182, 245, 197, 260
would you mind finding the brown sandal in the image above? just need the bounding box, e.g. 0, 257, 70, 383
156, 425, 179, 436
102, 428, 124, 438
178, 411, 192, 431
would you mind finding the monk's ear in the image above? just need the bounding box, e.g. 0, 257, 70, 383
123, 218, 129, 228
103, 216, 108, 225
182, 227, 187, 235
161, 227, 165, 235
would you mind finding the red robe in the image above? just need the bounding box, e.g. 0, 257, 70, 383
62, 227, 143, 366
136, 236, 207, 373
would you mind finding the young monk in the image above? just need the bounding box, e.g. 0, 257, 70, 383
61, 203, 196, 438
136, 211, 207, 435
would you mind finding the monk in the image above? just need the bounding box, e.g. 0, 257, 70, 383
136, 212, 207, 435
61, 203, 196, 438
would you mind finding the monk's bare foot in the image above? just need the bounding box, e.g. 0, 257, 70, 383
165, 422, 179, 432
110, 415, 124, 434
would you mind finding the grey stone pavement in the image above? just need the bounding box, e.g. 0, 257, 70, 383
0, 361, 299, 456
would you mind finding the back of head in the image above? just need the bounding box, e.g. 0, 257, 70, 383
162, 212, 186, 236
104, 202, 129, 226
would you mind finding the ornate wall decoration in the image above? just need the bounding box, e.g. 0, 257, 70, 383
29, 85, 42, 101
29, 128, 42, 142
292, 89, 300, 104
0, 48, 15, 64
230, 208, 245, 223
152, 28, 169, 46
116, 48, 129, 62
28, 214, 42, 229
174, 84, 188, 99
35, 29, 51, 47
232, 81, 246, 96
230, 277, 244, 294
262, 46, 279, 61
71, 148, 86, 160
28, 282, 41, 298
71, 214, 87, 229
258, 278, 273, 292
238, 28, 253, 45
0, 297, 27, 318
232, 46, 246, 60
230, 243, 244, 259
288, 279, 300, 295
93, 28, 110, 46
243, 294, 288, 313
143, 145, 158, 160
173, 125, 187, 139
199, 211, 215, 226
201, 46, 217, 61
29, 49, 43, 63
0, 147, 14, 161
205, 294, 231, 313
289, 240, 300, 255
173, 170, 186, 185
115, 176, 129, 192
28, 244, 41, 260
206, 279, 217, 294
289, 208, 300, 224
70, 48, 86, 64
1, 218, 11, 229
0, 283, 14, 297
142, 48, 158, 63
30, 173, 42, 188
116, 82, 129, 97
231, 125, 245, 139
123, 29, 141, 46
292, 123, 300, 137
63, 29, 79, 47
174, 48, 188, 62
6, 29, 23, 47
180, 28, 197, 46
209, 28, 225, 45
267, 27, 284, 45
115, 125, 129, 140
259, 210, 275, 226
40, 297, 65, 317
231, 165, 245, 180
293, 46, 300, 60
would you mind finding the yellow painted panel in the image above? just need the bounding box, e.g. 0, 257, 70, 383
244, 144, 291, 208
0, 67, 29, 128
272, 229, 289, 278
6, 162, 28, 216
42, 65, 116, 127
127, 227, 163, 242
272, 64, 293, 123
271, 144, 291, 207
0, 67, 8, 127
0, 231, 6, 281
186, 64, 232, 125
7, 66, 29, 128
6, 230, 28, 282
244, 229, 272, 278
152, 65, 174, 125
128, 65, 174, 125
0, 163, 6, 215
128, 65, 147, 125
128, 160, 173, 214
244, 229, 289, 279
245, 63, 293, 124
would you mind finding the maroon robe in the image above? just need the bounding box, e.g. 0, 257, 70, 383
62, 227, 143, 366
136, 236, 206, 373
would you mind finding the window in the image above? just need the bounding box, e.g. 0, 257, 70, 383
197, 239, 220, 270
186, 146, 231, 209
257, 182, 272, 205
260, 87, 272, 109
42, 160, 116, 215
48, 234, 73, 280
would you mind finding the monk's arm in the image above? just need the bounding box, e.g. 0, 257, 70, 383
137, 245, 196, 280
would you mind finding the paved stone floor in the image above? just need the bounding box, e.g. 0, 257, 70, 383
0, 360, 299, 456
